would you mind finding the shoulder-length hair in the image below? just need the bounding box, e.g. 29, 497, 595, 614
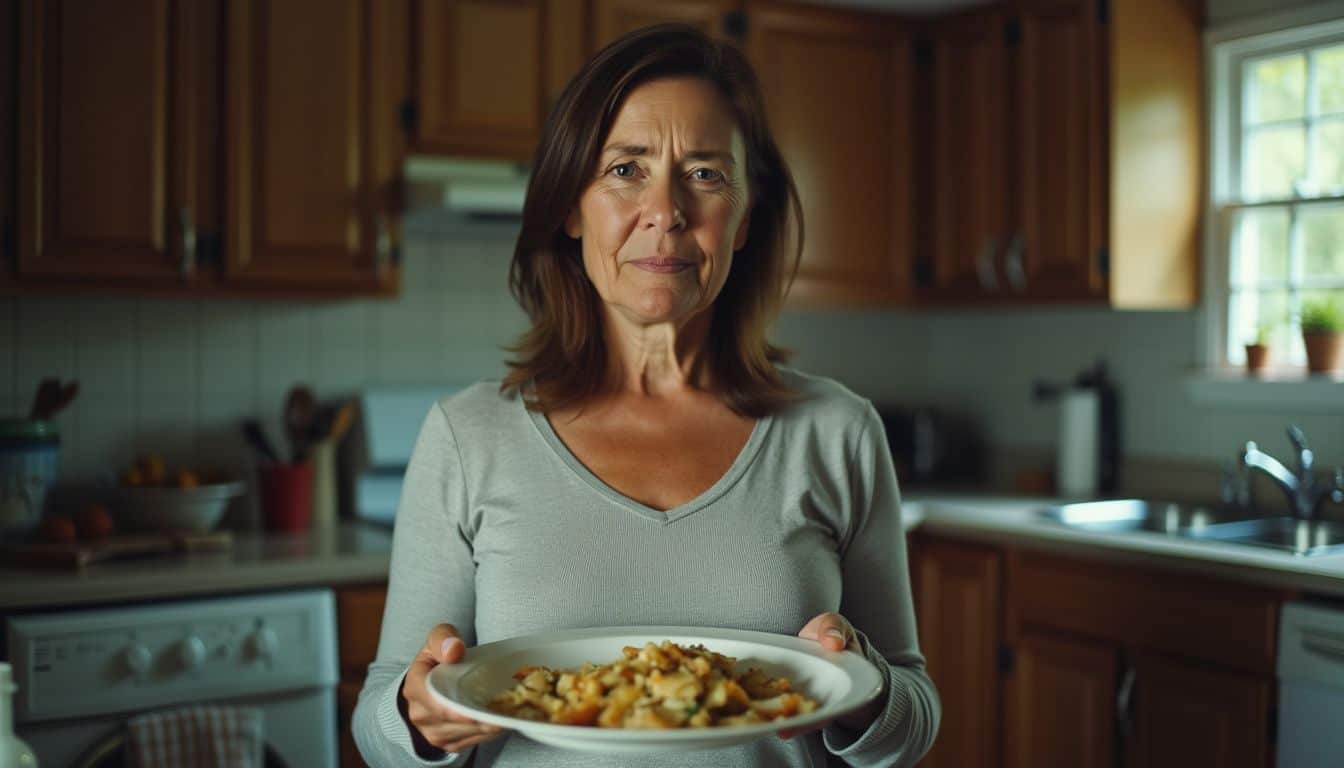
501, 23, 804, 417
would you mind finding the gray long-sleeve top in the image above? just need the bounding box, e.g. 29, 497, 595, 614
352, 368, 940, 767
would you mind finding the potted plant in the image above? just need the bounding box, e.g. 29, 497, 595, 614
1301, 297, 1344, 374
1244, 324, 1271, 374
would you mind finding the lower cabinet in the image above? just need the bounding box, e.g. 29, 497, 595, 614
911, 533, 1281, 768
337, 584, 389, 768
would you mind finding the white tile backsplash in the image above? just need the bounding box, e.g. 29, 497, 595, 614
199, 301, 259, 396
138, 300, 200, 396
76, 299, 138, 398
16, 298, 78, 411
0, 299, 15, 409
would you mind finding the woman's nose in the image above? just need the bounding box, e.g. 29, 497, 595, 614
641, 176, 687, 233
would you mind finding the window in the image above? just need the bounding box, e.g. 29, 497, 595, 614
1210, 8, 1344, 369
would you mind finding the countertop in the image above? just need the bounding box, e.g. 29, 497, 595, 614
2, 495, 1342, 612
0, 523, 394, 611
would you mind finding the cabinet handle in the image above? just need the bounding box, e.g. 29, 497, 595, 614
1116, 664, 1136, 742
375, 215, 392, 272
975, 236, 1000, 291
1003, 232, 1026, 292
179, 207, 197, 277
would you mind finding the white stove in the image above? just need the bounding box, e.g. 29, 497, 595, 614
5, 589, 338, 768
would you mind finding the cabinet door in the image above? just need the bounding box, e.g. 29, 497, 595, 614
912, 538, 1002, 768
17, 0, 199, 282
748, 2, 911, 305
592, 0, 736, 50
1005, 630, 1117, 768
225, 0, 401, 291
926, 7, 1013, 302
416, 0, 584, 160
1014, 0, 1104, 299
1126, 654, 1270, 768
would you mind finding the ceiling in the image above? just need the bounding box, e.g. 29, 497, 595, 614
798, 0, 995, 13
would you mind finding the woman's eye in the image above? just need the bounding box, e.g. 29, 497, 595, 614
611, 162, 638, 179
691, 168, 724, 183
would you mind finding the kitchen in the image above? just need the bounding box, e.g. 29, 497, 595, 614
2, 0, 1344, 766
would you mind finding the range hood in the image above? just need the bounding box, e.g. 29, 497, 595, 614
402, 155, 530, 234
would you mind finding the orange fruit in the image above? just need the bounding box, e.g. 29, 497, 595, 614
137, 454, 168, 486
40, 515, 77, 544
175, 469, 199, 489
76, 503, 115, 540
121, 467, 145, 487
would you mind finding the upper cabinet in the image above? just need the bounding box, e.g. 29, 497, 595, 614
920, 0, 1202, 308
16, 0, 203, 284
747, 2, 912, 305
411, 0, 585, 161
592, 0, 738, 48
224, 0, 404, 292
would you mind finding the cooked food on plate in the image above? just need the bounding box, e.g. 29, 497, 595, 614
488, 640, 819, 729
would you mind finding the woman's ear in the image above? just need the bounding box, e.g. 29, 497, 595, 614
732, 206, 752, 252
565, 207, 582, 240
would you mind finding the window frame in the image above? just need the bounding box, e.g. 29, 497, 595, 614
1202, 1, 1344, 373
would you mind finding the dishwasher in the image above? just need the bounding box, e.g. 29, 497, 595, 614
1278, 601, 1344, 767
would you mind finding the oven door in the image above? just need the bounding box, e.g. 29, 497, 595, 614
72, 731, 287, 768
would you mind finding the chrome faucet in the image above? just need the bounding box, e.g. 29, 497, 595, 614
1240, 425, 1344, 521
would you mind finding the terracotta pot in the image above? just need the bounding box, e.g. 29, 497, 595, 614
1244, 343, 1269, 373
1303, 331, 1344, 373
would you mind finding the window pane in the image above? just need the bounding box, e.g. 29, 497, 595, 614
1303, 205, 1344, 279
1233, 208, 1290, 283
1314, 45, 1344, 115
1229, 289, 1295, 364
1310, 119, 1344, 193
1245, 53, 1306, 123
1243, 125, 1306, 199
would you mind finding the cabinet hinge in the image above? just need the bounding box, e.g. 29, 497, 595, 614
998, 645, 1016, 676
1004, 18, 1022, 46
1097, 246, 1111, 278
1097, 0, 1110, 24
399, 100, 419, 137
722, 10, 747, 41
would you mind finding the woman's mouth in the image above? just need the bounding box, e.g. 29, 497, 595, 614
629, 258, 694, 274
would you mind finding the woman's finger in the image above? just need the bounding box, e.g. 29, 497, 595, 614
797, 612, 856, 652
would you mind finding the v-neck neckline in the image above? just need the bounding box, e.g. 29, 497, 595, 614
525, 398, 773, 525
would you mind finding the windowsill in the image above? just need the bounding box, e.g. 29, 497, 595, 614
1185, 368, 1344, 410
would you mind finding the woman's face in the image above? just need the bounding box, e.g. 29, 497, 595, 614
566, 77, 751, 329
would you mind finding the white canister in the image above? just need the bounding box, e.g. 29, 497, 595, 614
0, 420, 60, 542
1056, 389, 1100, 498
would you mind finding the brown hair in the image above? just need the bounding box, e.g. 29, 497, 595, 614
501, 23, 803, 417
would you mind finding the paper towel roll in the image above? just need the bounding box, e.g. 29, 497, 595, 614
1057, 389, 1100, 497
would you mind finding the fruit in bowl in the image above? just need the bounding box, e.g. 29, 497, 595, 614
113, 455, 244, 533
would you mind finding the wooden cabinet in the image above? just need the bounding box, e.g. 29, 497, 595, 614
911, 537, 1003, 768
921, 0, 1201, 308
16, 0, 203, 283
225, 0, 404, 292
413, 0, 585, 160
926, 6, 1013, 302
1004, 630, 1117, 768
337, 584, 388, 768
747, 2, 912, 305
913, 535, 1281, 768
592, 0, 737, 49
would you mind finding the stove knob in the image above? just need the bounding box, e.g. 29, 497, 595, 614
124, 643, 152, 677
178, 636, 207, 671
249, 627, 277, 662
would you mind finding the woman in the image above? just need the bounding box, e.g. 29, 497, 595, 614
353, 23, 939, 768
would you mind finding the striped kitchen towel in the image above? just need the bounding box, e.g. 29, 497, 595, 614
128, 704, 265, 768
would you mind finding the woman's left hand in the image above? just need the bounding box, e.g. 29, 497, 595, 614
778, 612, 884, 740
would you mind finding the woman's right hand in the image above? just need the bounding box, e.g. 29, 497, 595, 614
402, 623, 508, 755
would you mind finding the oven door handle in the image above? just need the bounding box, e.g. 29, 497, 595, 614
73, 730, 288, 768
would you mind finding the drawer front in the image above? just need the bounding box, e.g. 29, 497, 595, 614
1009, 552, 1281, 673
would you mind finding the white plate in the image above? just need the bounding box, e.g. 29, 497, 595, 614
426, 625, 884, 754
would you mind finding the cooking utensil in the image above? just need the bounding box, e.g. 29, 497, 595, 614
241, 420, 281, 465
284, 386, 317, 463
28, 378, 79, 421
326, 401, 356, 443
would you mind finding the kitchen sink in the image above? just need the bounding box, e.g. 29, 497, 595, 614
1039, 500, 1344, 557
1185, 516, 1344, 557
1038, 499, 1225, 534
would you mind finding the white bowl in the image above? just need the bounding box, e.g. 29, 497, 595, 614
114, 481, 246, 533
426, 625, 884, 755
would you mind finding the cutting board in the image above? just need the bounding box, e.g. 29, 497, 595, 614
0, 530, 233, 568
